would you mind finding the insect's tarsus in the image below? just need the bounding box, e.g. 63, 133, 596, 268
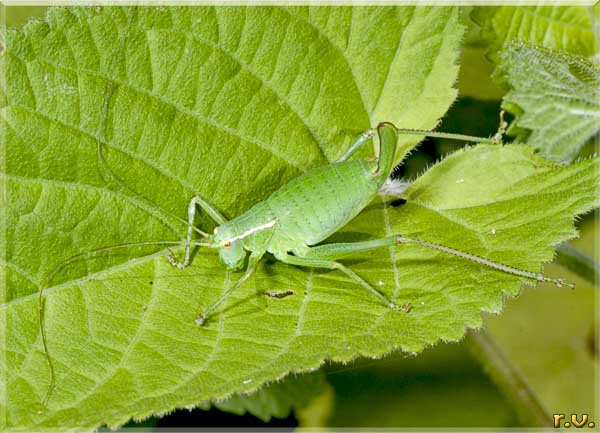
492, 110, 508, 144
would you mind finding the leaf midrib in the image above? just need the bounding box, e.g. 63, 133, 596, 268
0, 249, 174, 311
1, 172, 181, 238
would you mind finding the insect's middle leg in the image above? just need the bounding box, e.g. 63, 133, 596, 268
168, 196, 228, 269
337, 124, 399, 181
337, 128, 376, 162
275, 252, 395, 309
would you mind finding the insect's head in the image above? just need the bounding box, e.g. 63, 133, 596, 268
213, 226, 245, 270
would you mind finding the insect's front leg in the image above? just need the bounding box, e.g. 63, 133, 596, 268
196, 251, 264, 325
168, 196, 228, 269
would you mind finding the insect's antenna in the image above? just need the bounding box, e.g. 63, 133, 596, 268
396, 235, 574, 288
96, 138, 210, 238
95, 8, 209, 239
37, 239, 215, 411
392, 127, 496, 144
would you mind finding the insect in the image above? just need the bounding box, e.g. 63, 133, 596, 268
159, 122, 573, 325
38, 121, 572, 412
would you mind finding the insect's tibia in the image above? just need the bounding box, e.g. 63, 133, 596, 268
338, 128, 376, 162
396, 236, 573, 288
541, 275, 574, 289
392, 127, 495, 144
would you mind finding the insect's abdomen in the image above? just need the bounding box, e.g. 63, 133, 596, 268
264, 160, 380, 245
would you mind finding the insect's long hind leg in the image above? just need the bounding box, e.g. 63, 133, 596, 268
168, 196, 228, 269
304, 236, 397, 260
395, 235, 573, 288
304, 235, 572, 288
196, 252, 263, 325
275, 252, 395, 309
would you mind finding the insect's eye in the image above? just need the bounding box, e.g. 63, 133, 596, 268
213, 227, 219, 234
223, 241, 231, 248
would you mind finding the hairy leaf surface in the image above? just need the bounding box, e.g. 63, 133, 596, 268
1, 6, 598, 431
498, 43, 600, 162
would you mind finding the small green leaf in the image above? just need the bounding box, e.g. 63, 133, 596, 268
472, 6, 599, 57
497, 42, 600, 162
208, 372, 329, 422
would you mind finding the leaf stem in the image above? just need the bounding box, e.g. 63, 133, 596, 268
555, 243, 599, 285
467, 330, 551, 427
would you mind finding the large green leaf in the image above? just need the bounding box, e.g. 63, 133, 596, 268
1, 6, 598, 431
497, 43, 600, 162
